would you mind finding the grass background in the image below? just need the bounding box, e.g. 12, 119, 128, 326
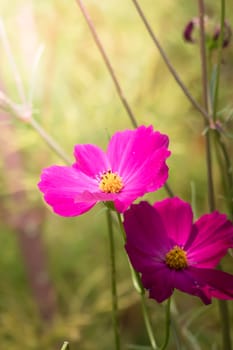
0, 0, 233, 349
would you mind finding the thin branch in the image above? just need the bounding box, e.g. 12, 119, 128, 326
75, 0, 138, 128
198, 0, 215, 211
0, 91, 72, 165
130, 0, 210, 122
198, 1, 209, 114
213, 0, 225, 120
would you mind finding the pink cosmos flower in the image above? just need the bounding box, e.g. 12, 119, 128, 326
38, 126, 170, 216
124, 197, 233, 304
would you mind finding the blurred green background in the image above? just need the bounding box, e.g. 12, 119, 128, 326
0, 0, 232, 349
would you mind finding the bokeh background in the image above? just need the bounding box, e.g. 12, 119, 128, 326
0, 0, 233, 349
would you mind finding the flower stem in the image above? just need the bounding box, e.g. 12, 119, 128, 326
140, 294, 157, 350
116, 211, 158, 349
198, 0, 215, 212
75, 0, 137, 128
60, 341, 70, 350
159, 298, 171, 350
213, 0, 225, 121
217, 297, 232, 350
130, 0, 209, 122
106, 208, 121, 350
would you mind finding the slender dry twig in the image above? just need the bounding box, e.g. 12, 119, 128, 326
0, 91, 72, 165
75, 0, 138, 128
130, 0, 210, 123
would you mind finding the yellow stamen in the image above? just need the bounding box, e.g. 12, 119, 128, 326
165, 245, 188, 270
99, 170, 123, 193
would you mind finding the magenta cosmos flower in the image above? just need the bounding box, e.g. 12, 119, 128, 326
38, 126, 170, 216
124, 197, 233, 304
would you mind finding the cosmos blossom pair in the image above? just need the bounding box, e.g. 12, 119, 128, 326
38, 125, 233, 304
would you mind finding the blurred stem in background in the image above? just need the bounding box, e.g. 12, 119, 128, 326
198, 0, 215, 212
212, 0, 225, 122
60, 341, 70, 350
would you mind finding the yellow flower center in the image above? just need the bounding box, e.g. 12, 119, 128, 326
165, 245, 188, 270
99, 170, 124, 193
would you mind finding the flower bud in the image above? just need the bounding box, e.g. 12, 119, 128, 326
213, 21, 232, 48
183, 17, 231, 49
183, 17, 200, 43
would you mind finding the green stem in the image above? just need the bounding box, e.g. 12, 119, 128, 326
205, 133, 215, 211
213, 0, 225, 121
198, 0, 209, 114
164, 183, 174, 198
214, 132, 233, 220
60, 341, 70, 350
116, 211, 158, 349
106, 209, 121, 350
198, 0, 215, 212
140, 294, 157, 350
218, 298, 232, 350
159, 298, 171, 350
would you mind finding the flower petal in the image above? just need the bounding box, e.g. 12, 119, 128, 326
142, 266, 174, 303
107, 126, 168, 171
125, 246, 159, 273
173, 268, 212, 304
146, 161, 170, 193
124, 202, 170, 263
123, 148, 170, 190
38, 165, 97, 216
187, 212, 233, 268
107, 125, 170, 184
153, 197, 193, 246
189, 268, 233, 300
106, 126, 170, 211
73, 144, 110, 176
